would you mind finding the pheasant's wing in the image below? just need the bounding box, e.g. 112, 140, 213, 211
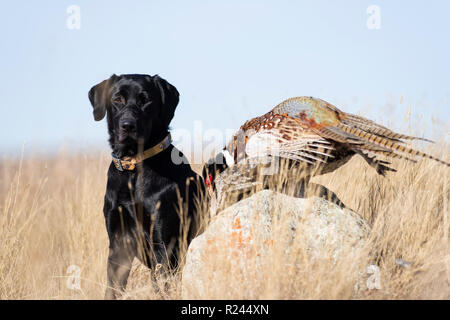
245, 115, 335, 165
272, 96, 449, 166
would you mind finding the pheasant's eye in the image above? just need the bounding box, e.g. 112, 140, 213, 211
113, 96, 125, 105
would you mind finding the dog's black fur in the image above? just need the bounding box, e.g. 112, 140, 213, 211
89, 74, 204, 299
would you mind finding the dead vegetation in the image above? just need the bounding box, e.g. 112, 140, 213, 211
0, 131, 448, 299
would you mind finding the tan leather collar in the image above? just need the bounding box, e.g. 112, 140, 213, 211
111, 134, 172, 171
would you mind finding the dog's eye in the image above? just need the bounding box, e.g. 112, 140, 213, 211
113, 96, 125, 105
138, 93, 149, 106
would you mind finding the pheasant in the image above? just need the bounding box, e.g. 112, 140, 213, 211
203, 96, 448, 199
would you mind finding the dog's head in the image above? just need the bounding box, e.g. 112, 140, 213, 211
89, 74, 179, 156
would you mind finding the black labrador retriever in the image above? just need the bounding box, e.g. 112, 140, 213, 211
89, 74, 204, 299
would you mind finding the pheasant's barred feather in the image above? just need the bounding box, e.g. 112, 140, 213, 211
312, 125, 364, 145
335, 122, 448, 166
225, 96, 449, 178
341, 113, 434, 143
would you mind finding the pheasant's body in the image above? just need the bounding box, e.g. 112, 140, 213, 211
221, 97, 448, 177
202, 96, 448, 212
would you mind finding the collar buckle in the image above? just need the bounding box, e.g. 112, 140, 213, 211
111, 152, 124, 171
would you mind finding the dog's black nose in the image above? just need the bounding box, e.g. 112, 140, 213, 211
120, 120, 136, 132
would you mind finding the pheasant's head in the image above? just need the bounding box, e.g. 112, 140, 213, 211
201, 149, 232, 193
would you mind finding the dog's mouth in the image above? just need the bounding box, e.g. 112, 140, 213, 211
118, 130, 138, 144
115, 133, 139, 157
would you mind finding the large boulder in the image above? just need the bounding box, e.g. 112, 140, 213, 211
182, 190, 370, 299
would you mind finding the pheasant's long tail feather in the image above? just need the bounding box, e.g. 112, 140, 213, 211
341, 113, 434, 143
337, 124, 449, 166
383, 142, 449, 166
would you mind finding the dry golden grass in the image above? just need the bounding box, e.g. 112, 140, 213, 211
0, 135, 449, 299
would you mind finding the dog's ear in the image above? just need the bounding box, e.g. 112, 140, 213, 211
88, 74, 117, 121
152, 75, 180, 127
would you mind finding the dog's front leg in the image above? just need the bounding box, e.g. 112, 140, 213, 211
105, 235, 136, 300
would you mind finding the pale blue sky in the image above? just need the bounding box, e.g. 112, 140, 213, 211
1, 1, 449, 155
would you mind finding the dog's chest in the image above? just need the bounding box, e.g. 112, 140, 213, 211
115, 169, 179, 210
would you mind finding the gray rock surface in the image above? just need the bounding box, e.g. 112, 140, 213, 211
182, 190, 370, 299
